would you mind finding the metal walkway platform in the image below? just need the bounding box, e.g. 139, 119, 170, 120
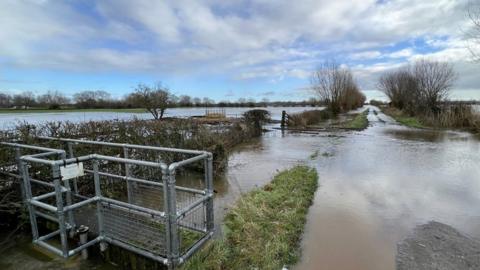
0, 137, 214, 269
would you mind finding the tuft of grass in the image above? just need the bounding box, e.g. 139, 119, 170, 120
182, 165, 318, 270
394, 116, 424, 128
309, 150, 319, 159
380, 106, 425, 128
342, 109, 369, 130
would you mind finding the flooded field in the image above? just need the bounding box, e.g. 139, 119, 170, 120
0, 106, 316, 130
2, 105, 480, 269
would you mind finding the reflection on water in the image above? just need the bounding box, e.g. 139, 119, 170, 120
0, 106, 319, 130
383, 128, 472, 142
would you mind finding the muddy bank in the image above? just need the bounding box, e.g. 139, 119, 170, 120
397, 221, 480, 270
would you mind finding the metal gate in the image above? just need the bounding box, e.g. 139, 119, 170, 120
0, 137, 214, 269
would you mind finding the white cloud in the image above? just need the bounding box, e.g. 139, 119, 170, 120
0, 0, 479, 96
351, 51, 382, 60
388, 48, 413, 58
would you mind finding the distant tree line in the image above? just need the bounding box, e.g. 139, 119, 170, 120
0, 86, 319, 114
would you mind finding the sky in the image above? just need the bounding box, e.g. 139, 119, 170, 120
1, 0, 480, 102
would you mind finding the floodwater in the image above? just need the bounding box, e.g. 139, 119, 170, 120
207, 105, 480, 269
2, 105, 480, 269
294, 108, 480, 270
0, 106, 316, 130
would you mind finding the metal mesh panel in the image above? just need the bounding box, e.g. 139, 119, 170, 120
131, 182, 165, 211
102, 203, 167, 256
176, 189, 204, 212
178, 203, 207, 233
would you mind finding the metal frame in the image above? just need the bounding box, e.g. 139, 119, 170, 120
0, 137, 214, 269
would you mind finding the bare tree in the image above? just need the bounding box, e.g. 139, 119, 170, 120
413, 59, 457, 112
178, 95, 192, 107
0, 93, 12, 108
13, 91, 36, 109
378, 67, 419, 114
73, 90, 111, 108
37, 90, 70, 109
378, 59, 457, 114
130, 83, 173, 120
192, 97, 202, 107
467, 1, 480, 61
311, 61, 363, 114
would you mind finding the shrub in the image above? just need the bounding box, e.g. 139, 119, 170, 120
287, 110, 332, 127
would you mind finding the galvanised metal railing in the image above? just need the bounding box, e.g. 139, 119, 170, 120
0, 137, 214, 269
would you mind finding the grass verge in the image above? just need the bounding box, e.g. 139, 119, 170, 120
182, 165, 318, 270
380, 106, 424, 128
342, 109, 369, 130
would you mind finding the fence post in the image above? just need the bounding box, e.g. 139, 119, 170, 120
59, 152, 76, 235
53, 165, 68, 257
15, 147, 26, 201
169, 168, 179, 268
123, 146, 134, 204
163, 167, 179, 269
66, 142, 79, 195
20, 160, 39, 240
93, 160, 105, 240
281, 110, 287, 129
205, 154, 214, 232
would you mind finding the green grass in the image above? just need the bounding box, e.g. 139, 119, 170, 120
342, 109, 369, 130
182, 165, 318, 270
394, 116, 424, 128
380, 106, 425, 129
0, 108, 147, 114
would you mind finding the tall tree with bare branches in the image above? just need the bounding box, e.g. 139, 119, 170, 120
311, 61, 364, 114
467, 1, 480, 61
129, 83, 173, 120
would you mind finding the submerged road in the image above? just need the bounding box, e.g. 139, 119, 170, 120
214, 105, 480, 270
295, 106, 480, 269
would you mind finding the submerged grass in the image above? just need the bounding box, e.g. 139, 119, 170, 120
183, 165, 318, 270
309, 150, 319, 159
342, 109, 369, 130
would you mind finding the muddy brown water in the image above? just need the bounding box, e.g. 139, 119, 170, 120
2, 105, 480, 269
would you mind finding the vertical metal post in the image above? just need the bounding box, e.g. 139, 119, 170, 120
161, 168, 172, 269
67, 142, 79, 195
53, 165, 68, 257
21, 160, 39, 240
15, 147, 26, 201
168, 169, 179, 263
205, 155, 214, 232
58, 152, 76, 234
162, 167, 179, 269
77, 225, 89, 259
123, 147, 133, 203
67, 142, 74, 158
93, 160, 104, 237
